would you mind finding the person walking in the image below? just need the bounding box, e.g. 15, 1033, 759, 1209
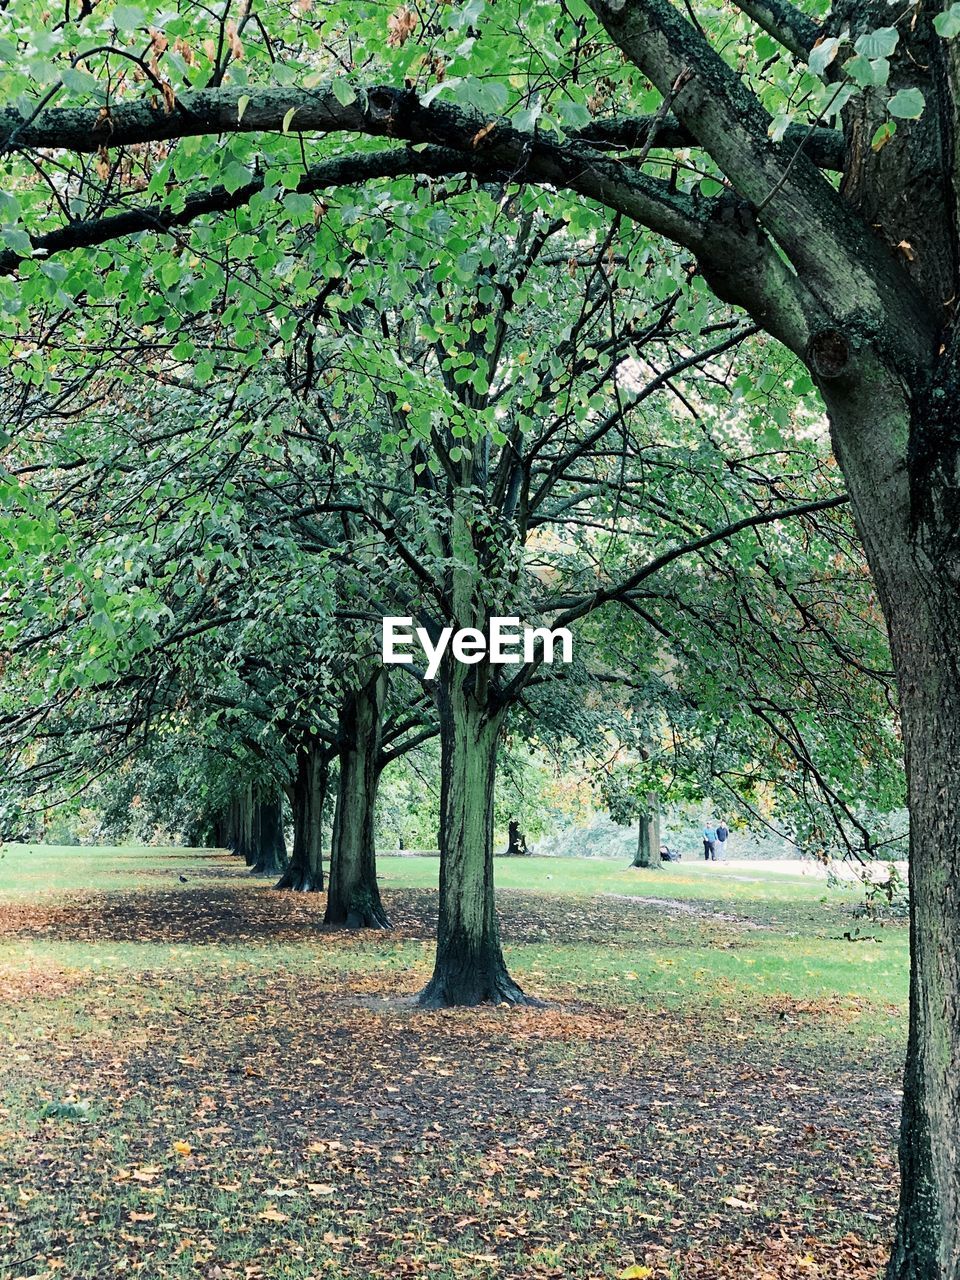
715, 820, 729, 861
702, 823, 717, 861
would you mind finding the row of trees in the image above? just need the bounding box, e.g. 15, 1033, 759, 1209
0, 192, 897, 995
0, 0, 951, 1270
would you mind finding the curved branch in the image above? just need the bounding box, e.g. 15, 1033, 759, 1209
552, 493, 852, 625
0, 145, 477, 276
498, 493, 851, 706
583, 0, 935, 365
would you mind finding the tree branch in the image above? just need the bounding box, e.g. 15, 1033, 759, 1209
731, 0, 821, 59
551, 493, 852, 625
583, 0, 935, 362
574, 113, 842, 170
497, 494, 850, 706
0, 80, 823, 355
0, 145, 476, 277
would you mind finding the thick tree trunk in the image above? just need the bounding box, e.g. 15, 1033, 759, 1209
324, 671, 390, 928
275, 743, 328, 892
827, 382, 960, 1280
249, 792, 288, 877
883, 595, 960, 1280
419, 667, 525, 1007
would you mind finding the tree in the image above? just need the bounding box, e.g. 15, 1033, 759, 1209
4, 2, 959, 1265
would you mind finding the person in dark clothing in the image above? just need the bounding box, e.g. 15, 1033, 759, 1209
715, 821, 729, 861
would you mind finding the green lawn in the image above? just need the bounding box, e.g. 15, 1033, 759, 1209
0, 844, 905, 1280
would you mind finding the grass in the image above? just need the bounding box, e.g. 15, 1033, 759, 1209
0, 844, 906, 1279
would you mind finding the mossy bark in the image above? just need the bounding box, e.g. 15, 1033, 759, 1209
324, 671, 390, 928
419, 663, 525, 1008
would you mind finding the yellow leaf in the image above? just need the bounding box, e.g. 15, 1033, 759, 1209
618, 1268, 653, 1279
237, 93, 250, 124
171, 1139, 192, 1157
282, 106, 298, 133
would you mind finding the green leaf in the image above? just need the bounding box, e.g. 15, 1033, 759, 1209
1, 227, 32, 257
888, 88, 925, 119
844, 54, 889, 88
222, 162, 250, 194
331, 79, 357, 107
871, 120, 897, 152
512, 101, 541, 133
934, 5, 960, 38
555, 99, 590, 128
61, 67, 103, 97
854, 26, 898, 59
237, 94, 250, 124
282, 106, 298, 133
452, 77, 508, 114
111, 5, 147, 30
809, 37, 841, 77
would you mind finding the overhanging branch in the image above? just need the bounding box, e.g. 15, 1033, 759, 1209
0, 145, 477, 276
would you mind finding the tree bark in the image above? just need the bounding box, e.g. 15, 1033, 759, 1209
631, 793, 660, 869
324, 671, 390, 928
275, 743, 328, 892
882, 582, 960, 1279
419, 665, 525, 1007
824, 376, 960, 1279
249, 792, 288, 877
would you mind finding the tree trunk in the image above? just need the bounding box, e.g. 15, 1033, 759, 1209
275, 743, 328, 892
249, 792, 288, 877
213, 811, 229, 850
826, 380, 960, 1279
631, 793, 660, 870
505, 819, 527, 856
882, 592, 960, 1279
419, 665, 525, 1007
324, 671, 390, 928
229, 785, 256, 866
